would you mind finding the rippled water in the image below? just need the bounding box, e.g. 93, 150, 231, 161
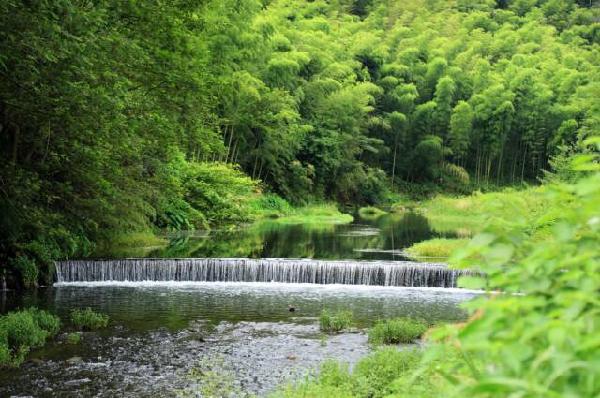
0, 283, 478, 396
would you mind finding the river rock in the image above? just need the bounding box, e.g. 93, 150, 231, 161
66, 356, 83, 365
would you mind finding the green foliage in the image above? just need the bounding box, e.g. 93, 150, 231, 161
11, 256, 38, 288
0, 308, 60, 367
285, 150, 600, 397
413, 187, 549, 236
273, 348, 424, 398
405, 238, 470, 259
70, 308, 109, 331
368, 318, 428, 345
248, 194, 293, 218
274, 204, 354, 225
319, 310, 354, 333
358, 206, 386, 218
1, 0, 598, 288
428, 151, 600, 397
66, 332, 82, 345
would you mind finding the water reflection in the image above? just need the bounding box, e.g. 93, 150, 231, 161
112, 211, 458, 260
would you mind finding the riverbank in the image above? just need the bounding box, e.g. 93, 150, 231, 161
400, 187, 550, 259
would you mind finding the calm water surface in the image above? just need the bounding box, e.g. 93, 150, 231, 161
111, 211, 459, 260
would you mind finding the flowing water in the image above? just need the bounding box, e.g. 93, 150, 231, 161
0, 212, 478, 397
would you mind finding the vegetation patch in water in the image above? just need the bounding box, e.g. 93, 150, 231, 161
0, 308, 60, 367
71, 308, 109, 330
319, 310, 353, 333
274, 204, 353, 225
405, 238, 469, 259
358, 206, 386, 219
66, 332, 82, 345
368, 318, 428, 345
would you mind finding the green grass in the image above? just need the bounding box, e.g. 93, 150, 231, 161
416, 187, 548, 235
399, 187, 550, 259
405, 238, 469, 259
358, 206, 386, 219
319, 310, 354, 333
247, 193, 294, 219
272, 347, 431, 398
70, 308, 109, 330
274, 204, 353, 225
368, 318, 428, 345
0, 308, 61, 367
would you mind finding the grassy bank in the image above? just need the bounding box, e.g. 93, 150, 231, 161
402, 187, 550, 259
405, 238, 470, 259
416, 187, 548, 236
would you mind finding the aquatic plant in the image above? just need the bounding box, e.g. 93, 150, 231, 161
0, 308, 60, 367
319, 310, 353, 333
368, 318, 428, 345
70, 308, 109, 330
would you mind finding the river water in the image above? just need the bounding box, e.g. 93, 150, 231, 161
0, 212, 476, 397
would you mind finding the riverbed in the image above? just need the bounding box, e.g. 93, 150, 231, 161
0, 212, 476, 397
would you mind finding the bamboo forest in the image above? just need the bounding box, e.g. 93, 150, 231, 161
0, 0, 599, 396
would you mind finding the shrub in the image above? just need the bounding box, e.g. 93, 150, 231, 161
70, 308, 109, 330
66, 332, 82, 344
368, 318, 428, 345
319, 310, 353, 333
0, 308, 60, 367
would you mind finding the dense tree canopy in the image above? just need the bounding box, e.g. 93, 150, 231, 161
0, 0, 598, 284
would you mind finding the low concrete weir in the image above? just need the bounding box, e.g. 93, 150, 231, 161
55, 258, 476, 288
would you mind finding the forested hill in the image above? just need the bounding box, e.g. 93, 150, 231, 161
0, 1, 598, 282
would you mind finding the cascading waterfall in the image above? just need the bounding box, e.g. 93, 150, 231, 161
55, 258, 476, 288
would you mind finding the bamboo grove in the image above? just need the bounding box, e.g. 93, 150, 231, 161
1, 0, 598, 283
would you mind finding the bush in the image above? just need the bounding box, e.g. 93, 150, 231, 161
70, 308, 109, 330
319, 310, 353, 333
66, 332, 82, 345
368, 318, 428, 345
0, 308, 61, 367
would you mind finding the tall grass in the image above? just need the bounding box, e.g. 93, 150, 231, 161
71, 308, 109, 330
405, 238, 469, 259
368, 318, 428, 345
319, 310, 354, 333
